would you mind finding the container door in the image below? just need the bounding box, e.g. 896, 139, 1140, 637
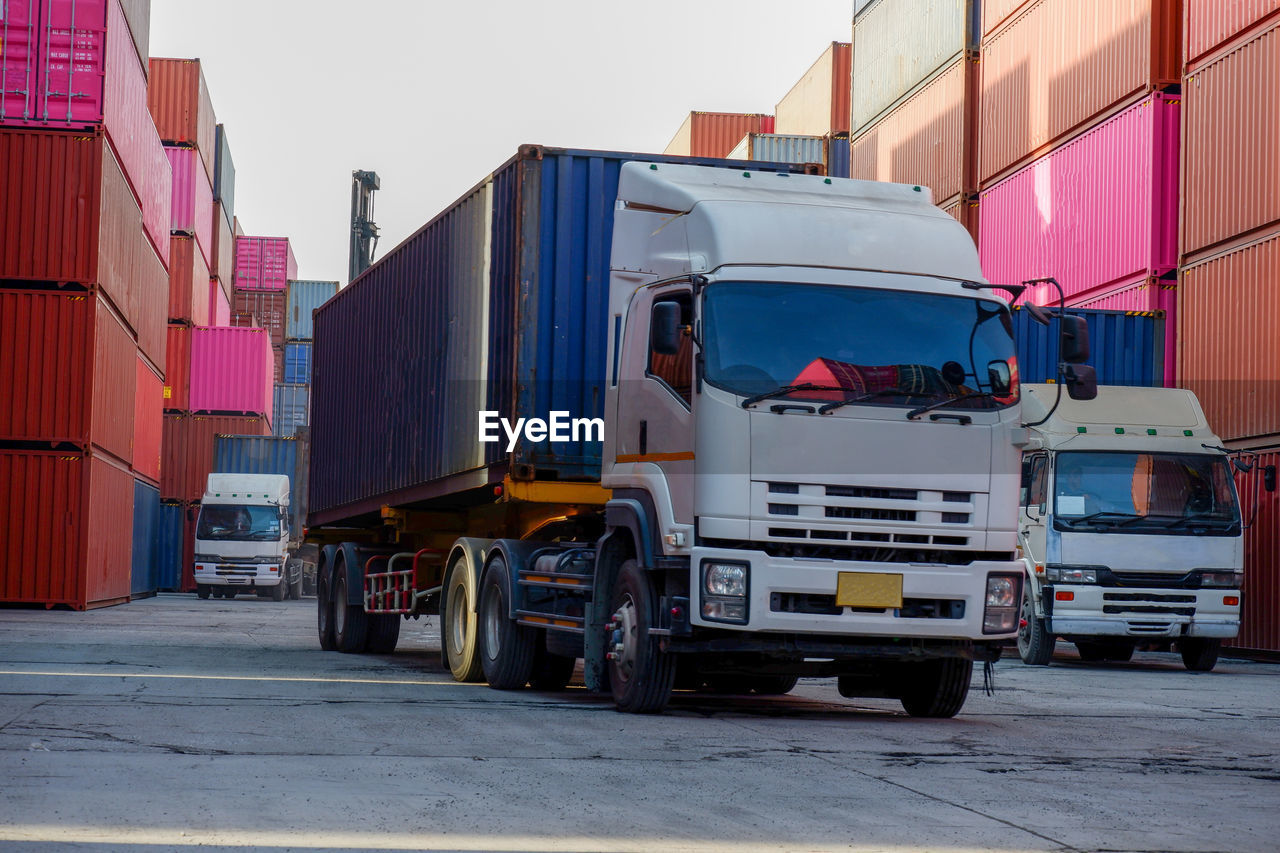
37, 0, 106, 127
1, 0, 41, 122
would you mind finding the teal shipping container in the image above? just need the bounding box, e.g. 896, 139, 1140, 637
285, 280, 339, 340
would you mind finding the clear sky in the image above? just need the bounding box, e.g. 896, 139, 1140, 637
150, 0, 856, 284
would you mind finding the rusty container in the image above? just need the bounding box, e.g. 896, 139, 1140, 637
146, 57, 217, 184
1232, 445, 1280, 653
663, 112, 775, 158
167, 235, 210, 325
160, 411, 271, 503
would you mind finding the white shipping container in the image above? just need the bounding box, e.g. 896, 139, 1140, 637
727, 133, 828, 165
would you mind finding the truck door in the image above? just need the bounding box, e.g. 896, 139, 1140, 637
1019, 453, 1050, 569
615, 285, 695, 525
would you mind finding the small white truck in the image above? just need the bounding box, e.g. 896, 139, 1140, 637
1016, 384, 1245, 671
193, 473, 304, 601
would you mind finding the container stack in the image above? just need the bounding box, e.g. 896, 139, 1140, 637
230, 235, 298, 382
663, 112, 775, 157
1175, 1, 1280, 654
275, 281, 339, 437
848, 0, 979, 232
726, 133, 846, 178
771, 41, 851, 177
0, 0, 171, 609
211, 125, 236, 325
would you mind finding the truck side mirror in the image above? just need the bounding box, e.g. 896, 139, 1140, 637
1060, 314, 1090, 364
987, 360, 1012, 395
1266, 465, 1277, 493
651, 301, 682, 356
1064, 364, 1098, 401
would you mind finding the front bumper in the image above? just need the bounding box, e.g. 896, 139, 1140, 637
193, 562, 285, 587
1046, 584, 1240, 639
690, 545, 1020, 640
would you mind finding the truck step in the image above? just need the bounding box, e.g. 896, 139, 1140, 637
518, 570, 593, 591
516, 610, 585, 634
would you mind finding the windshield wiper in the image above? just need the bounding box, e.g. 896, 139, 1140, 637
740, 383, 851, 409
906, 392, 997, 421
1164, 514, 1236, 530
817, 388, 938, 415
1060, 511, 1144, 527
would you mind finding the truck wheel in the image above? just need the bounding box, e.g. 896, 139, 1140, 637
1017, 582, 1055, 666
478, 557, 535, 689
287, 559, 303, 600
317, 560, 336, 651
529, 639, 576, 691
1179, 638, 1221, 672
443, 559, 484, 682
197, 585, 210, 600
366, 614, 401, 654
898, 657, 972, 718
333, 556, 369, 653
271, 578, 287, 601
607, 560, 675, 714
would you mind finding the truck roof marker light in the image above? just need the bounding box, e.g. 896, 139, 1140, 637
649, 164, 658, 170
1184, 430, 1194, 436
1115, 428, 1125, 434
913, 186, 922, 192
1147, 428, 1157, 435
742, 172, 751, 178
824, 178, 832, 184
1077, 427, 1087, 434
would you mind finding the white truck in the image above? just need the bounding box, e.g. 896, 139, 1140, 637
1016, 384, 1249, 671
193, 473, 304, 601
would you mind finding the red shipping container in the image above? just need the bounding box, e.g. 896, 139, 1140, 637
231, 287, 287, 345
133, 354, 162, 484
775, 42, 852, 136
164, 323, 190, 411
1184, 0, 1280, 66
166, 145, 214, 268
1181, 18, 1280, 257
189, 326, 274, 419
0, 0, 171, 264
0, 448, 134, 609
0, 128, 169, 335
663, 112, 776, 158
147, 57, 216, 184
1178, 226, 1280, 442
234, 236, 297, 291
979, 0, 1180, 185
210, 200, 234, 296
0, 288, 136, 463
1232, 446, 1280, 653
209, 278, 231, 326
161, 411, 270, 503
168, 235, 210, 325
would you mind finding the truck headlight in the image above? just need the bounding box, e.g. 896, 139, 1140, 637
1045, 565, 1098, 584
1200, 570, 1242, 589
983, 574, 1021, 634
702, 561, 748, 624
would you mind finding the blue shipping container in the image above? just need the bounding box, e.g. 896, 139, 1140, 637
131, 480, 160, 597
1012, 306, 1165, 387
156, 502, 186, 592
286, 280, 339, 340
284, 341, 312, 384
273, 384, 309, 437
214, 434, 307, 539
310, 145, 816, 522
827, 134, 850, 179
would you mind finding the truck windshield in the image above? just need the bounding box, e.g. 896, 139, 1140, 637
701, 282, 1017, 409
1054, 451, 1240, 535
196, 505, 285, 541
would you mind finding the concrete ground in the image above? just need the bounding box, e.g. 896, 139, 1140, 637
0, 594, 1276, 853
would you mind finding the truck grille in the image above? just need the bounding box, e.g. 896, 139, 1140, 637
1101, 592, 1196, 619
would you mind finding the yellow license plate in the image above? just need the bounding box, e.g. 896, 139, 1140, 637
836, 572, 903, 609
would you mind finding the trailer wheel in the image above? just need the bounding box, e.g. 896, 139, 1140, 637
443, 559, 483, 682
1179, 638, 1221, 672
317, 558, 336, 651
366, 614, 401, 654
1017, 582, 1055, 666
288, 559, 304, 600
898, 657, 972, 718
529, 639, 576, 691
196, 585, 210, 600
478, 557, 535, 689
607, 560, 675, 714
333, 555, 368, 653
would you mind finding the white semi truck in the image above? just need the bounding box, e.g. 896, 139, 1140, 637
1016, 384, 1253, 671
307, 148, 1097, 716
193, 473, 304, 601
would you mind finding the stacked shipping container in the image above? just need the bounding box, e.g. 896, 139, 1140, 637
231, 236, 298, 381
271, 280, 337, 437
662, 112, 775, 158
0, 0, 168, 608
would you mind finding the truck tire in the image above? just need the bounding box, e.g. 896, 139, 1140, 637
1179, 638, 1221, 672
317, 558, 336, 651
333, 556, 368, 653
443, 559, 484, 682
271, 577, 287, 601
478, 557, 535, 689
288, 559, 304, 600
366, 614, 401, 654
607, 560, 676, 714
529, 639, 576, 691
197, 585, 210, 600
1017, 582, 1055, 666
898, 657, 972, 718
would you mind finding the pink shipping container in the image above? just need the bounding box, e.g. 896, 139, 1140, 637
978, 94, 1180, 302
0, 0, 172, 264
209, 278, 230, 326
234, 236, 297, 292
1184, 0, 1280, 66
188, 326, 273, 421
166, 145, 214, 269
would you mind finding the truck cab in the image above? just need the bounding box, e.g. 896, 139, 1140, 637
194, 473, 300, 601
1016, 384, 1244, 670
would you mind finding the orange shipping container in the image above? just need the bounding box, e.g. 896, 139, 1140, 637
0, 449, 134, 610
161, 411, 270, 503
134, 355, 163, 485
1178, 226, 1280, 442
775, 42, 852, 136
147, 58, 217, 185
849, 57, 976, 206
165, 323, 191, 412
1184, 0, 1280, 66
663, 112, 775, 158
1181, 18, 1280, 257
979, 0, 1180, 185
168, 235, 211, 325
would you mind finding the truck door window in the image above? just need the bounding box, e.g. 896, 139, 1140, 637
1026, 456, 1047, 512
648, 295, 693, 405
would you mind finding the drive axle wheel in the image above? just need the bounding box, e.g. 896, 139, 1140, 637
1017, 581, 1055, 666
443, 559, 483, 682
607, 560, 675, 714
478, 556, 535, 689
332, 553, 368, 653
317, 557, 336, 651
